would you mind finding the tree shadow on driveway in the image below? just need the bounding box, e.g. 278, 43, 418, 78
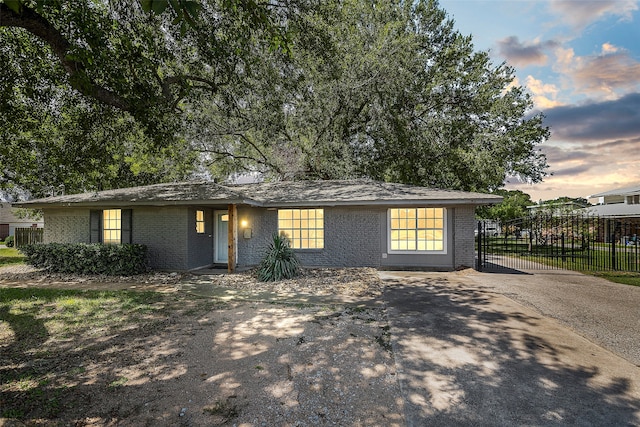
382, 273, 640, 426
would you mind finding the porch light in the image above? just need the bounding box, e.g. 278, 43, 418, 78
241, 219, 249, 228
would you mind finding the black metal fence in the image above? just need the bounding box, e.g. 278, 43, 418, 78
477, 214, 640, 272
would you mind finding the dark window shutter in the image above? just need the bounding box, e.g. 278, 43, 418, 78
121, 209, 132, 244
90, 210, 101, 243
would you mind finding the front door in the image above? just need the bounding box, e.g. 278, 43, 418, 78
214, 210, 229, 264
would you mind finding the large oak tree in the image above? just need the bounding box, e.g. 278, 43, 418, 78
1, 0, 549, 198
190, 0, 549, 192
0, 0, 295, 197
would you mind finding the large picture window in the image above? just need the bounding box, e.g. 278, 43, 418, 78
389, 208, 445, 252
103, 209, 122, 244
278, 209, 324, 249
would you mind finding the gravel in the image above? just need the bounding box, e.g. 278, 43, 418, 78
0, 265, 404, 426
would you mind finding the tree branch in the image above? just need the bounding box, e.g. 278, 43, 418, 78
0, 3, 135, 112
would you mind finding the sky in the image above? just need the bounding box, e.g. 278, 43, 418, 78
440, 0, 640, 202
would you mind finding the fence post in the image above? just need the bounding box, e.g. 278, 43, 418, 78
476, 221, 483, 272
561, 232, 566, 263
610, 219, 617, 270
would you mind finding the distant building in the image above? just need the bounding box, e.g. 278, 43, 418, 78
585, 185, 640, 244
586, 185, 640, 217
526, 199, 590, 216
0, 203, 44, 241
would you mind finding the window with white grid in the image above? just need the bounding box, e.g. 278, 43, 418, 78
278, 209, 324, 249
389, 208, 445, 252
103, 209, 122, 245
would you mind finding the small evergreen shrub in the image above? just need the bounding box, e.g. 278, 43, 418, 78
4, 235, 14, 247
19, 243, 148, 275
257, 234, 300, 282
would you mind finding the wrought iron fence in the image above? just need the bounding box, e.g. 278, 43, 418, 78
476, 214, 640, 272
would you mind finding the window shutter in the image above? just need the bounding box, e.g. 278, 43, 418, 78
90, 210, 101, 243
121, 209, 132, 244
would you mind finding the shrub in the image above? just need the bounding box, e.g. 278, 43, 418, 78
19, 243, 148, 275
4, 235, 14, 247
257, 234, 300, 282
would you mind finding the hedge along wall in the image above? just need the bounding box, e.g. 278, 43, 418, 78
20, 243, 148, 275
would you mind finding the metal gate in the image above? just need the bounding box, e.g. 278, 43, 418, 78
476, 214, 640, 272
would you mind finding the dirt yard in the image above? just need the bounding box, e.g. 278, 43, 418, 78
0, 267, 404, 426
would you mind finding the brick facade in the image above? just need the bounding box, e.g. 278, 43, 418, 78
44, 209, 90, 244
42, 203, 479, 271
133, 207, 189, 270
453, 205, 477, 269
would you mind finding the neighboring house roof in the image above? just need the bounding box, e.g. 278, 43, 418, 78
527, 201, 589, 211
15, 180, 502, 208
0, 203, 43, 223
583, 204, 640, 218
589, 185, 640, 198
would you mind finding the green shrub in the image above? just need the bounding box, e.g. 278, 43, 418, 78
19, 243, 148, 275
257, 234, 300, 282
4, 235, 14, 247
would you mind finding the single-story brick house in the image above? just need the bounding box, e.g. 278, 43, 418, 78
15, 180, 501, 271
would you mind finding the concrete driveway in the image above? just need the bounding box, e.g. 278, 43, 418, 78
381, 270, 640, 426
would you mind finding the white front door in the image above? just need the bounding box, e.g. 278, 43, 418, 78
214, 211, 229, 264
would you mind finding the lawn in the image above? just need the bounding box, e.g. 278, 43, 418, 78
0, 288, 217, 421
589, 271, 640, 287
481, 236, 640, 278
0, 247, 25, 267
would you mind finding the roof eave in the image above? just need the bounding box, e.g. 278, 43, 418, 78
259, 198, 502, 208
14, 198, 250, 209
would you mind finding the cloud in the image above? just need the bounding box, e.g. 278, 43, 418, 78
540, 144, 590, 163
549, 164, 593, 177
507, 135, 640, 199
601, 43, 619, 54
554, 44, 640, 98
525, 76, 563, 108
545, 93, 640, 142
549, 0, 638, 30
497, 36, 558, 67
595, 136, 640, 149
544, 92, 640, 141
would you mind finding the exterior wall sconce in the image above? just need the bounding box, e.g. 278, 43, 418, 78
240, 219, 252, 239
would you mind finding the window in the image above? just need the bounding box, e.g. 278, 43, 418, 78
196, 210, 205, 233
389, 208, 445, 252
90, 209, 132, 244
278, 209, 324, 249
103, 209, 122, 244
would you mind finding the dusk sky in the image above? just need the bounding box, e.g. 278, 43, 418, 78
440, 0, 640, 202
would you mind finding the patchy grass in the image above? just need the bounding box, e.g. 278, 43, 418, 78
589, 271, 640, 287
0, 247, 25, 267
0, 288, 218, 421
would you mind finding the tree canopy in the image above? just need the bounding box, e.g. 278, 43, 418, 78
176, 0, 550, 191
476, 189, 534, 223
0, 0, 296, 197
0, 0, 550, 199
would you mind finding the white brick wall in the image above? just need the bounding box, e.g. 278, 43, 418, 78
454, 205, 477, 269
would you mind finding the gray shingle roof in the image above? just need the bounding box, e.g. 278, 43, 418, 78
15, 179, 502, 208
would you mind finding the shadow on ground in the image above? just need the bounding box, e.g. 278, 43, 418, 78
382, 273, 640, 426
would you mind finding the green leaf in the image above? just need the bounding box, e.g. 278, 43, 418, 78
139, 0, 153, 12
3, 0, 22, 14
